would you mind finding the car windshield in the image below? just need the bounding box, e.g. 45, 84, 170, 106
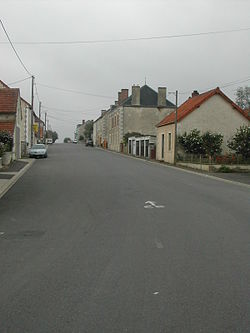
32, 145, 45, 149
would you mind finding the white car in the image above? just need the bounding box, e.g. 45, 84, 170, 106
29, 144, 48, 158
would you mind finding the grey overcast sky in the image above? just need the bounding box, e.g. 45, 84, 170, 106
1, 0, 250, 141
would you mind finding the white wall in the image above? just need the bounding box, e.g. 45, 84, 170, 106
179, 94, 249, 152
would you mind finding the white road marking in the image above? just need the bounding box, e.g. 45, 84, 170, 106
153, 291, 159, 295
144, 201, 165, 209
154, 237, 164, 249
0, 232, 5, 236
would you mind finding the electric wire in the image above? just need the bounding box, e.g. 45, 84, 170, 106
7, 76, 32, 86
0, 27, 249, 45
36, 82, 115, 99
0, 20, 32, 75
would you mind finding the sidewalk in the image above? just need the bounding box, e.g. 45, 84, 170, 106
0, 159, 35, 199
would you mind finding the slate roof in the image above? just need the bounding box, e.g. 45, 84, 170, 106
0, 89, 19, 114
122, 85, 175, 108
0, 121, 15, 134
157, 87, 250, 127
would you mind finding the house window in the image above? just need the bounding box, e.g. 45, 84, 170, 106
168, 133, 172, 151
161, 134, 164, 159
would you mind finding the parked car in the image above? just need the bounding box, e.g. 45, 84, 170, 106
29, 144, 48, 158
46, 138, 53, 144
85, 139, 93, 147
73, 139, 78, 144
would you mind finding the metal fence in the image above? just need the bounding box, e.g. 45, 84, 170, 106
177, 154, 250, 165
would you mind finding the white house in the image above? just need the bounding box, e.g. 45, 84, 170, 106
156, 88, 250, 164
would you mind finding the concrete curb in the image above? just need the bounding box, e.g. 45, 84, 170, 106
0, 159, 35, 199
95, 147, 250, 189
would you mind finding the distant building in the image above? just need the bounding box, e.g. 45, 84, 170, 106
93, 84, 175, 152
75, 120, 86, 141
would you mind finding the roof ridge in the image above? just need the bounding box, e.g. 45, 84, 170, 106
157, 87, 249, 127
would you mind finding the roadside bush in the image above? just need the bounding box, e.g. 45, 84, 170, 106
178, 129, 204, 155
202, 131, 223, 157
228, 125, 250, 159
0, 142, 5, 157
0, 130, 13, 152
217, 165, 233, 173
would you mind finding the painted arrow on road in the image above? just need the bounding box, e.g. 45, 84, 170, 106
144, 201, 165, 209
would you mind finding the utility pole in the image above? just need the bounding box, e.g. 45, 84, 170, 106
31, 75, 35, 146
38, 101, 41, 142
44, 112, 47, 144
174, 90, 178, 166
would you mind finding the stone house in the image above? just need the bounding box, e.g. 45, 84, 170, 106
0, 88, 22, 160
94, 84, 175, 152
34, 113, 45, 143
93, 110, 107, 147
156, 87, 250, 164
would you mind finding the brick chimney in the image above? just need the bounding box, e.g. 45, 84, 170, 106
132, 85, 140, 106
157, 87, 167, 107
120, 89, 128, 103
82, 120, 85, 125
192, 90, 199, 97
118, 89, 128, 105
118, 92, 121, 105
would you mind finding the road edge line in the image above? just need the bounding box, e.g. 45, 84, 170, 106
95, 147, 250, 189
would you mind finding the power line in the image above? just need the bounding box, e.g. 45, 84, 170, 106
42, 105, 100, 114
7, 76, 31, 85
179, 76, 250, 95
37, 82, 115, 99
48, 114, 80, 123
0, 20, 32, 75
0, 27, 249, 45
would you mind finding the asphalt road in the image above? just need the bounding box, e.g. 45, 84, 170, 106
0, 144, 249, 333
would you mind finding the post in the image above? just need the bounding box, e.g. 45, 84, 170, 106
44, 112, 47, 144
38, 101, 41, 142
174, 90, 178, 165
31, 75, 34, 146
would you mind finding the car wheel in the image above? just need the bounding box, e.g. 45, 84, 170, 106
44, 154, 48, 158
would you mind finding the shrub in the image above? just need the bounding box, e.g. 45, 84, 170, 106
228, 125, 250, 158
0, 130, 13, 152
0, 142, 5, 157
217, 165, 233, 173
202, 131, 223, 157
178, 129, 205, 155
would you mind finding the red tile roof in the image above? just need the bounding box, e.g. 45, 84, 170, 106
0, 89, 19, 114
0, 122, 15, 134
157, 87, 250, 127
0, 79, 31, 108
